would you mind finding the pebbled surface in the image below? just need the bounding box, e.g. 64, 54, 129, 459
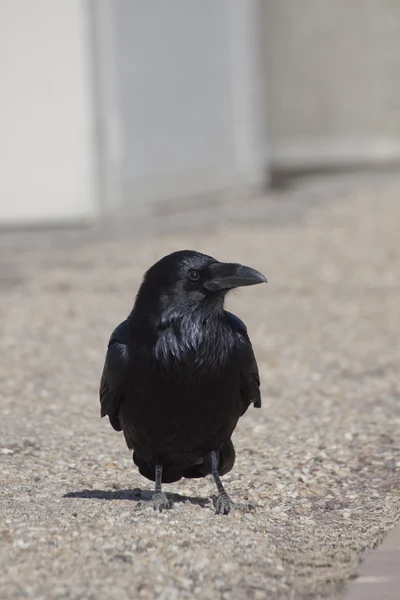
1, 174, 400, 599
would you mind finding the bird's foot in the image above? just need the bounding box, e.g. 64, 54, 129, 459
213, 495, 255, 515
233, 502, 255, 514
152, 492, 173, 512
214, 492, 233, 515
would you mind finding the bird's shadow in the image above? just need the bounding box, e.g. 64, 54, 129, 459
63, 487, 211, 508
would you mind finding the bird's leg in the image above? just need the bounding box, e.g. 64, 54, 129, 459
208, 450, 233, 515
207, 451, 254, 514
152, 464, 173, 512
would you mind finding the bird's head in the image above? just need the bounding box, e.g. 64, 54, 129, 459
133, 250, 267, 320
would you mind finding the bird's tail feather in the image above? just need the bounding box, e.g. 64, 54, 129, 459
132, 439, 236, 484
181, 439, 236, 479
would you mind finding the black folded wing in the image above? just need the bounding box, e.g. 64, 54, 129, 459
224, 310, 261, 414
99, 320, 130, 431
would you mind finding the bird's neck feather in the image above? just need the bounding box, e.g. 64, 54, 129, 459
131, 292, 225, 331
149, 302, 232, 377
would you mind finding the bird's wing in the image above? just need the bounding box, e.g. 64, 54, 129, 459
225, 310, 261, 413
99, 319, 130, 431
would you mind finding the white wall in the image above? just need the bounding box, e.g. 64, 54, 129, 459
265, 0, 400, 169
0, 1, 268, 224
0, 0, 96, 225
95, 0, 268, 211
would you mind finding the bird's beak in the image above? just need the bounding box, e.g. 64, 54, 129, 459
205, 262, 267, 292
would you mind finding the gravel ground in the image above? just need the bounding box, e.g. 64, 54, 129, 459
1, 174, 400, 600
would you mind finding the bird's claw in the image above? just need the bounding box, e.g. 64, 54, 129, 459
152, 492, 173, 512
234, 502, 255, 513
215, 493, 233, 515
213, 495, 255, 515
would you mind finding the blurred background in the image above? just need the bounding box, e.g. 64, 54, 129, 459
1, 0, 400, 226
2, 4, 400, 598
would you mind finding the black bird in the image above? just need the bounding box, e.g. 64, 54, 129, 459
100, 250, 266, 514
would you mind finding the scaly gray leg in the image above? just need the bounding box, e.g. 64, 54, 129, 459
152, 464, 173, 511
208, 451, 233, 515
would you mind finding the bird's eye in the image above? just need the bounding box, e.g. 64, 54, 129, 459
188, 270, 201, 282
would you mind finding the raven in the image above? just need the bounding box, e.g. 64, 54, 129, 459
100, 250, 266, 514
